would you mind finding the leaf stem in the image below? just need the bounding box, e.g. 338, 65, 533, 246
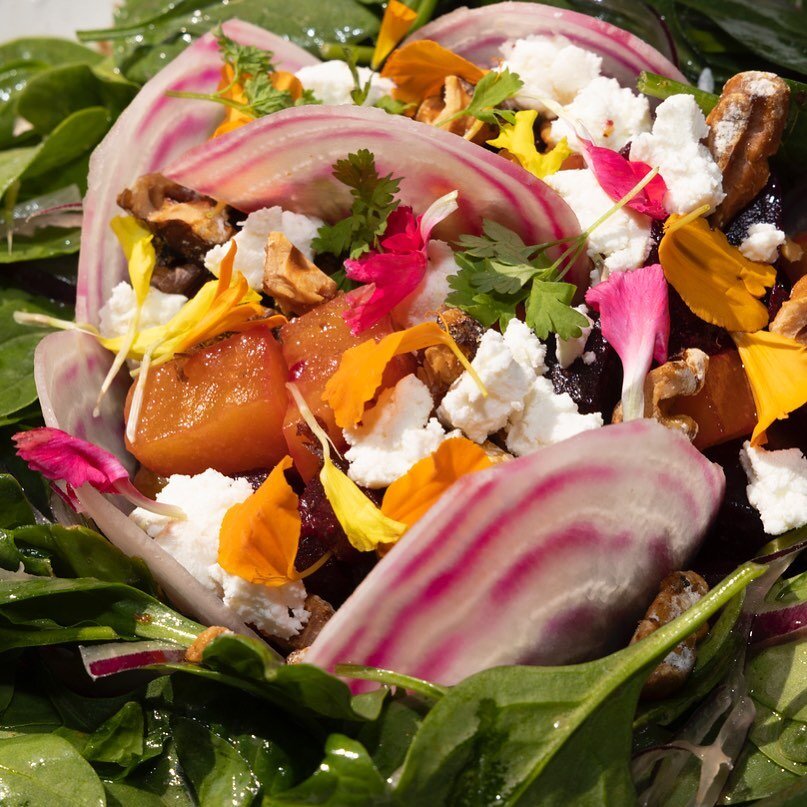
335, 663, 448, 702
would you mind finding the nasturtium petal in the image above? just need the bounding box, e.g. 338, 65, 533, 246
381, 40, 486, 105
487, 110, 571, 180
381, 437, 493, 527
731, 330, 807, 446
659, 216, 776, 332
218, 456, 302, 586
372, 0, 418, 69
110, 216, 156, 304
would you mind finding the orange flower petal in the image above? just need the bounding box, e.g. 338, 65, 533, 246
322, 321, 484, 429
218, 456, 301, 586
372, 0, 418, 69
731, 330, 807, 445
380, 40, 487, 105
381, 437, 493, 526
659, 216, 776, 332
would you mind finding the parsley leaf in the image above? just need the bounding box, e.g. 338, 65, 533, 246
447, 263, 527, 331
465, 69, 524, 124
525, 279, 590, 340
241, 74, 295, 117
312, 149, 402, 259
455, 220, 535, 263
215, 27, 275, 84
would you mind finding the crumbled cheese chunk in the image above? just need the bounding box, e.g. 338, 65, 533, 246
739, 222, 786, 263
556, 304, 593, 369
548, 76, 651, 151
438, 319, 543, 443
506, 376, 603, 456
99, 281, 187, 339
295, 61, 393, 106
204, 206, 323, 290
392, 240, 458, 328
344, 374, 452, 488
131, 469, 309, 639
739, 442, 807, 535
543, 168, 652, 273
629, 94, 725, 216
499, 34, 602, 113
697, 67, 715, 94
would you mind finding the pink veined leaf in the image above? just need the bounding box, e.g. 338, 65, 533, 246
13, 427, 184, 518
585, 264, 669, 421
579, 138, 668, 220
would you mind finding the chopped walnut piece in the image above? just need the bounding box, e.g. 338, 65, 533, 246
613, 349, 709, 441
150, 261, 209, 297
771, 275, 807, 345
286, 647, 309, 665
482, 441, 513, 464
262, 232, 338, 315
707, 72, 790, 228
416, 75, 495, 144
184, 625, 231, 663
631, 571, 710, 700
118, 173, 236, 263
288, 595, 335, 650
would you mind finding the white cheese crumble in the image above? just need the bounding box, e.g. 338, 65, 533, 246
548, 76, 651, 152
99, 281, 187, 339
629, 94, 725, 216
295, 61, 393, 106
204, 206, 324, 290
739, 222, 786, 263
697, 67, 715, 93
506, 376, 603, 456
438, 319, 544, 443
344, 374, 453, 489
498, 34, 602, 113
556, 304, 593, 369
392, 240, 458, 329
740, 441, 807, 535
131, 469, 309, 639
543, 168, 652, 273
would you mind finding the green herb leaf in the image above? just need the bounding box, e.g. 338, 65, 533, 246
240, 73, 294, 117
446, 257, 527, 330
455, 220, 535, 264
215, 26, 275, 83
464, 68, 523, 124
525, 278, 589, 340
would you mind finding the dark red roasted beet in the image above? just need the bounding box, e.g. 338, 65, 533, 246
767, 281, 791, 321
725, 175, 783, 247
667, 288, 733, 357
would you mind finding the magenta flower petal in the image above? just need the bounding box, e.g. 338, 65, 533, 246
580, 139, 668, 220
380, 206, 422, 253
586, 265, 670, 421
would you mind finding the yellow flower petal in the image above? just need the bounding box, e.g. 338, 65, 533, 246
659, 216, 776, 332
487, 110, 572, 179
372, 0, 418, 69
109, 216, 155, 304
731, 330, 807, 445
381, 437, 493, 527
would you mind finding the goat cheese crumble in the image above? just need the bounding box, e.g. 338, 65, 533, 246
130, 469, 309, 639
392, 240, 459, 328
556, 305, 593, 369
739, 223, 786, 263
344, 374, 453, 488
295, 61, 393, 106
543, 168, 652, 274
740, 441, 807, 535
204, 206, 324, 290
629, 94, 725, 216
99, 282, 187, 339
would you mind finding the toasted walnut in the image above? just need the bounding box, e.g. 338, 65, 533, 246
416, 75, 495, 143
288, 595, 335, 650
184, 625, 231, 663
631, 571, 710, 700
707, 72, 790, 228
782, 238, 807, 286
613, 349, 709, 441
771, 275, 807, 345
262, 232, 338, 315
417, 307, 484, 399
286, 647, 309, 665
482, 441, 513, 464
150, 261, 209, 297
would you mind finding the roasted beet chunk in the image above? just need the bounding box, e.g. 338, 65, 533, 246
724, 174, 783, 247
667, 288, 733, 357
150, 260, 210, 297
117, 173, 236, 264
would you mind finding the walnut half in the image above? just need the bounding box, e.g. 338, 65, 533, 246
707, 71, 790, 228
416, 75, 495, 143
771, 275, 807, 345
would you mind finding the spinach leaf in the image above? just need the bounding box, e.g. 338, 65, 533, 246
750, 702, 807, 776
82, 701, 147, 770
0, 475, 35, 529
722, 742, 802, 803
0, 226, 81, 263
0, 38, 104, 69
356, 696, 425, 779
0, 733, 106, 806
394, 563, 763, 806
747, 641, 807, 721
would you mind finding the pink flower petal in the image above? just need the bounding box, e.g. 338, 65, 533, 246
580, 139, 668, 220
380, 206, 422, 253
586, 265, 669, 420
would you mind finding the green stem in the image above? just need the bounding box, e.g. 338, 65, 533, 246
637, 71, 718, 115
411, 0, 440, 32
164, 89, 248, 114
335, 664, 448, 703
319, 43, 374, 64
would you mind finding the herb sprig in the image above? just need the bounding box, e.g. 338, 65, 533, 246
436, 68, 523, 130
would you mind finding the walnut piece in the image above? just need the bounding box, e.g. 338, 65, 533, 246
286, 647, 309, 664
262, 232, 338, 315
612, 348, 709, 441
288, 595, 335, 651
184, 625, 231, 663
631, 571, 709, 700
771, 275, 807, 345
707, 72, 790, 228
416, 75, 495, 143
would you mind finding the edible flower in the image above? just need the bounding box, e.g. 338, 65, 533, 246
486, 110, 571, 180
324, 321, 486, 429
586, 264, 669, 422
659, 214, 776, 332
288, 384, 406, 552
372, 0, 418, 69
218, 456, 316, 586
380, 40, 486, 105
381, 437, 493, 527
731, 330, 807, 446
13, 427, 184, 518
343, 190, 459, 334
